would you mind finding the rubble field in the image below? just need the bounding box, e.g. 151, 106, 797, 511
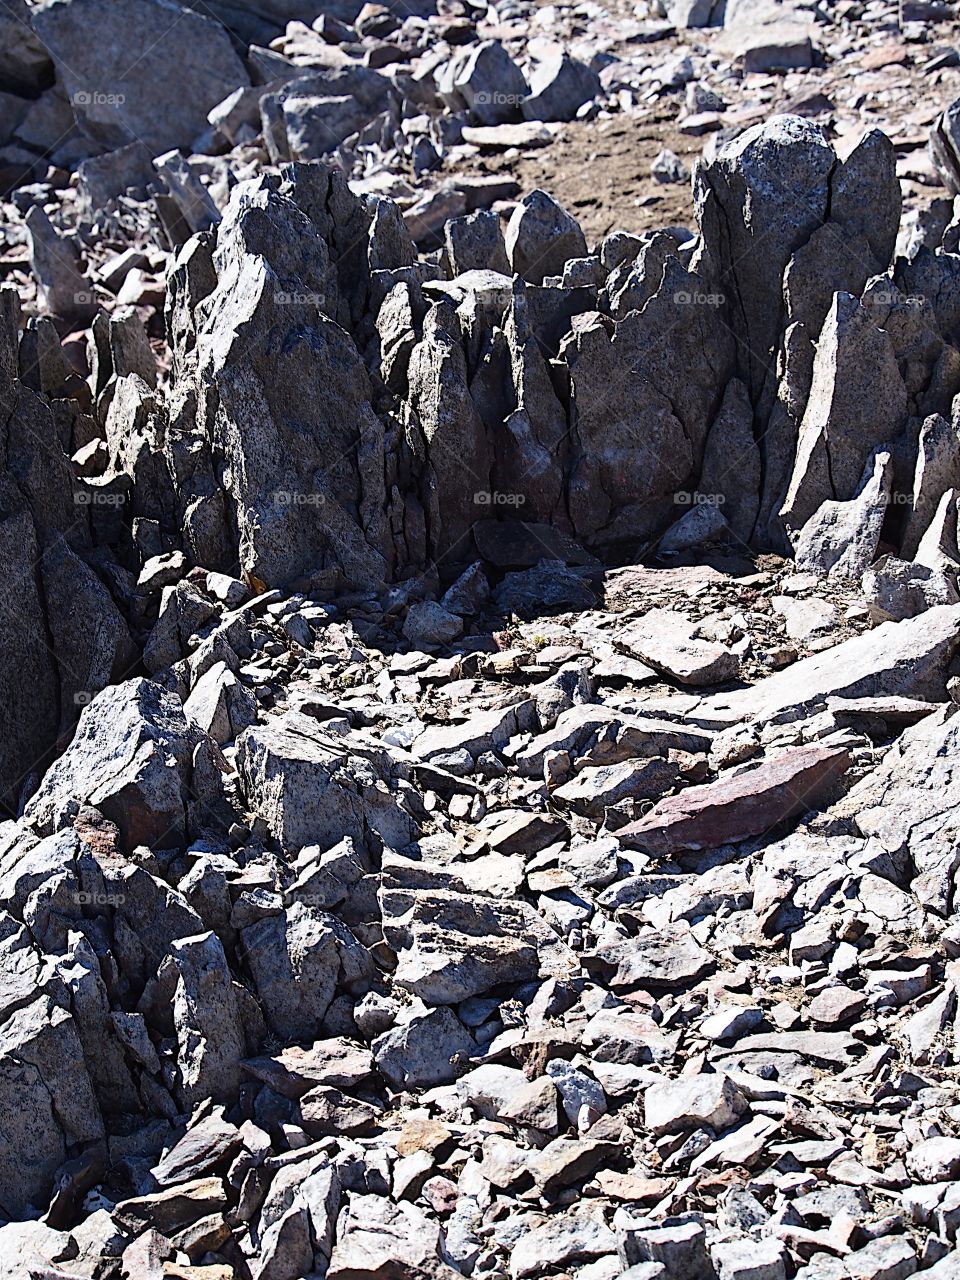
8, 1, 960, 1279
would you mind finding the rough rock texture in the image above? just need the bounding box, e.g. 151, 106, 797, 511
3, 7, 960, 1278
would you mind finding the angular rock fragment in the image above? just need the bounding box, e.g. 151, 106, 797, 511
620, 744, 851, 854
618, 609, 739, 686
381, 886, 540, 1004
33, 0, 250, 154
25, 679, 193, 854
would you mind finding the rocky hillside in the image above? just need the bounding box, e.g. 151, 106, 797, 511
4, 1, 960, 1279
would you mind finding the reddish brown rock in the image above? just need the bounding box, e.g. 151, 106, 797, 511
618, 743, 851, 854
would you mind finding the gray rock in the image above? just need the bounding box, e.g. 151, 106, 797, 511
651, 148, 690, 184
170, 932, 246, 1107
241, 904, 343, 1043
618, 609, 739, 686
237, 710, 417, 853
711, 1237, 787, 1280
644, 1072, 748, 1136
25, 679, 193, 855
659, 502, 731, 554
0, 1, 52, 96
618, 1216, 712, 1278
372, 1004, 476, 1089
33, 0, 250, 154
794, 448, 893, 578
704, 605, 960, 726
512, 1214, 618, 1278
24, 205, 94, 320
403, 600, 463, 647
444, 41, 528, 126
781, 294, 907, 534
381, 885, 540, 1004
521, 52, 600, 123
328, 1194, 462, 1279
862, 556, 959, 621
505, 189, 588, 285
907, 1137, 960, 1183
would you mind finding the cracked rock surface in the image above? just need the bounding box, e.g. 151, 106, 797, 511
6, 2, 960, 1279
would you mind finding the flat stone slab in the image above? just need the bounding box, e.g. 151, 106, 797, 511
618, 743, 851, 854
617, 608, 740, 686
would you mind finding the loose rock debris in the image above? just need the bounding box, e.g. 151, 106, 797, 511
6, 1, 960, 1279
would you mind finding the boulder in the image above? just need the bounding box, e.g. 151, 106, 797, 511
793, 448, 893, 577
521, 53, 600, 123
505, 190, 588, 285
32, 0, 250, 153
618, 609, 739, 686
237, 710, 417, 853
25, 679, 193, 855
381, 886, 541, 1004
170, 932, 247, 1107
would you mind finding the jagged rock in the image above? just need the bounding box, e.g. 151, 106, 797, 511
592, 924, 713, 990
511, 1215, 619, 1277
658, 502, 731, 553
372, 1003, 476, 1089
781, 294, 907, 533
153, 149, 221, 234
651, 147, 689, 184
242, 1038, 374, 1099
505, 190, 588, 285
862, 555, 959, 621
0, 993, 103, 1213
667, 0, 724, 26
644, 1072, 748, 1136
177, 172, 391, 588
25, 206, 94, 325
902, 411, 960, 559
695, 117, 836, 408
25, 679, 193, 854
442, 41, 528, 126
0, 1, 52, 96
697, 378, 761, 543
830, 703, 960, 914
242, 904, 348, 1042
169, 932, 247, 1107
521, 53, 600, 123
618, 609, 739, 686
794, 448, 893, 577
328, 1195, 462, 1279
403, 600, 463, 647
381, 886, 540, 1004
705, 604, 960, 725
712, 1238, 787, 1280
237, 710, 417, 852
553, 758, 680, 817
494, 561, 599, 613
618, 1216, 711, 1276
